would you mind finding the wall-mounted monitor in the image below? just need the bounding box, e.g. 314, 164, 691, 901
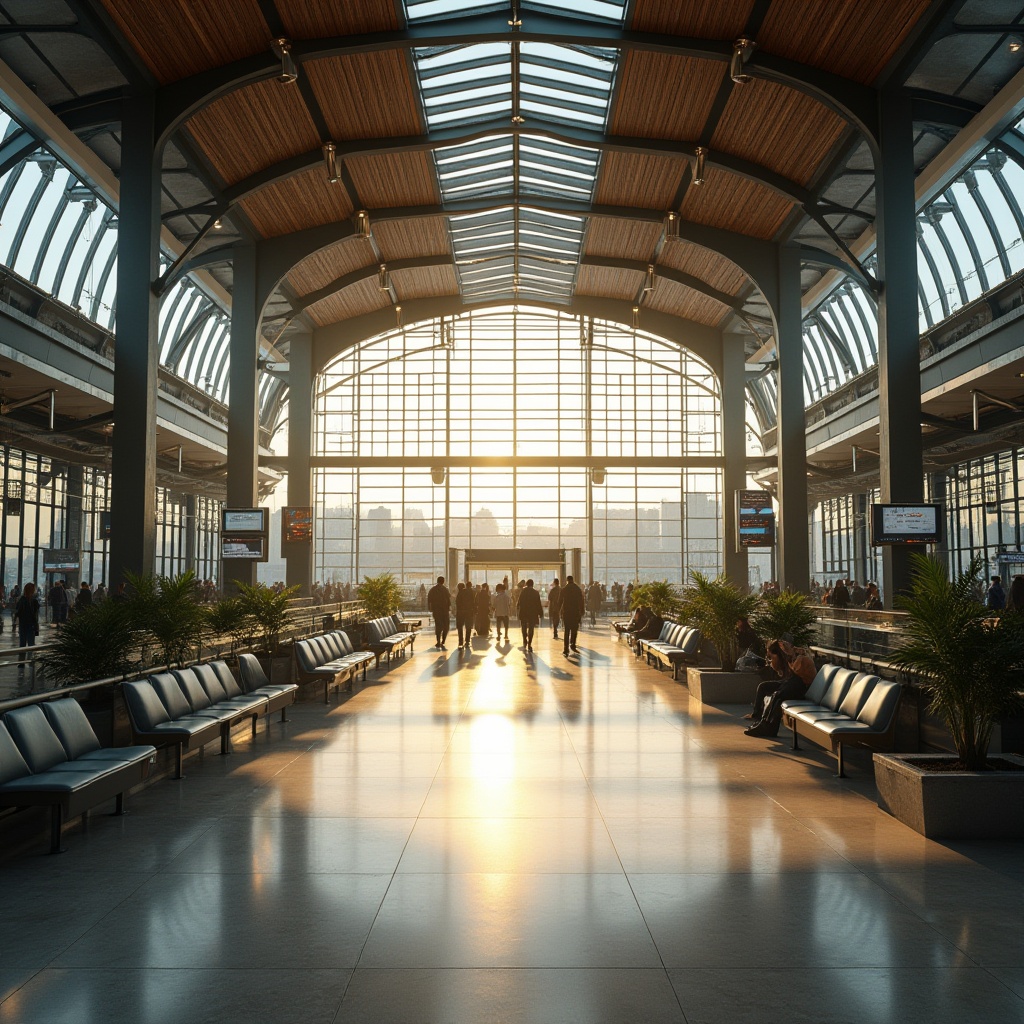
870, 503, 943, 546
736, 489, 775, 549
281, 506, 313, 544
221, 507, 268, 534
43, 548, 80, 573
221, 535, 268, 561
98, 511, 111, 540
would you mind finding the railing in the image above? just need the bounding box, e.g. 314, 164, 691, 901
808, 606, 909, 677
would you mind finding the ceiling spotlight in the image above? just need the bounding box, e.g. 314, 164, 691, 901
271, 38, 298, 84
213, 218, 222, 230
395, 304, 403, 327
664, 210, 679, 241
378, 264, 390, 291
693, 146, 707, 185
1009, 36, 1023, 53
631, 304, 640, 329
511, 114, 525, 124
642, 264, 655, 297
730, 37, 756, 84
356, 210, 371, 239
322, 141, 340, 184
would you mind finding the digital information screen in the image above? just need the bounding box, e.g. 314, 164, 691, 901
222, 508, 267, 534
282, 506, 313, 544
871, 503, 942, 545
98, 511, 111, 540
43, 548, 81, 572
221, 535, 268, 561
736, 489, 775, 549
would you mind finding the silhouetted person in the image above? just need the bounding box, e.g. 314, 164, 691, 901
493, 583, 512, 643
427, 575, 451, 648
518, 579, 542, 651
548, 578, 562, 640
455, 582, 475, 648
560, 575, 584, 655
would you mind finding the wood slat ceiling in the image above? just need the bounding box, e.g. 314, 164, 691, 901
583, 218, 662, 263
646, 278, 732, 328
711, 79, 847, 187
609, 52, 724, 140
392, 265, 460, 301
629, 0, 756, 38
658, 240, 749, 297
757, 0, 933, 85
679, 169, 793, 240
239, 167, 354, 238
279, 0, 400, 38
185, 79, 321, 186
346, 152, 440, 209
99, 0, 270, 85
306, 279, 390, 328
373, 217, 453, 261
576, 265, 646, 302
306, 53, 425, 140
287, 238, 372, 296
595, 152, 686, 210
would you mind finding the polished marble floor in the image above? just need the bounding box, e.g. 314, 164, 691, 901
1, 628, 1022, 1023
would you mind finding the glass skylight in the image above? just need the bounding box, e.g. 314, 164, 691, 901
405, 0, 627, 25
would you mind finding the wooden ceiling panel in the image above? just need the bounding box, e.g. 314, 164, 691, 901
610, 52, 724, 140
392, 265, 459, 301
186, 79, 320, 185
306, 279, 390, 327
583, 218, 661, 262
239, 167, 354, 238
576, 265, 646, 302
287, 238, 372, 296
679, 170, 793, 240
279, 0, 399, 37
630, 0, 755, 38
659, 240, 748, 296
646, 277, 731, 328
595, 151, 685, 210
373, 217, 452, 260
710, 79, 846, 187
99, 0, 270, 84
346, 152, 440, 208
757, 0, 932, 85
306, 53, 424, 140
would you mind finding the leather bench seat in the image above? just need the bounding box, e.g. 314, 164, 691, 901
234, 656, 298, 723
364, 616, 416, 665
637, 622, 703, 680
295, 630, 374, 703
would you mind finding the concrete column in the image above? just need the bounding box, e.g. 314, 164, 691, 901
852, 492, 869, 587
775, 244, 810, 592
109, 87, 160, 585
720, 334, 749, 589
63, 463, 84, 590
223, 243, 261, 590
184, 493, 197, 573
284, 331, 313, 595
876, 90, 923, 607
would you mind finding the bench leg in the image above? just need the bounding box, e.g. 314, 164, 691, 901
175, 744, 184, 779
836, 744, 846, 779
324, 679, 330, 704
115, 792, 125, 816
251, 715, 258, 738
790, 720, 800, 751
280, 705, 289, 723
220, 725, 231, 755
50, 805, 64, 854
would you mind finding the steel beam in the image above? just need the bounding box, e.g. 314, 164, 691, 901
876, 90, 923, 607
720, 333, 749, 589
109, 86, 160, 584
283, 332, 313, 596
775, 244, 810, 592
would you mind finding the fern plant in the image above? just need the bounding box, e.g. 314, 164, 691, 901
204, 596, 256, 655
42, 599, 139, 685
751, 589, 817, 648
126, 569, 208, 667
891, 553, 1024, 770
357, 572, 405, 618
235, 582, 300, 655
679, 571, 758, 671
629, 580, 682, 618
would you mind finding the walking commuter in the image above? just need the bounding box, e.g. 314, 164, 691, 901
585, 581, 603, 627
49, 579, 69, 626
493, 583, 512, 642
518, 578, 543, 651
14, 582, 40, 671
455, 582, 475, 648
475, 583, 491, 637
427, 575, 451, 648
548, 578, 562, 640
1008, 575, 1024, 612
560, 574, 585, 655
75, 582, 92, 615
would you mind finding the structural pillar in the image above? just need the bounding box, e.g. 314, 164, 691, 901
720, 334, 748, 589
284, 331, 314, 595
775, 244, 810, 592
223, 243, 261, 590
109, 87, 160, 585
63, 464, 84, 591
876, 90, 923, 607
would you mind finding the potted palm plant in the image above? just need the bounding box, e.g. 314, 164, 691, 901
357, 572, 405, 619
236, 582, 300, 682
751, 589, 817, 649
679, 570, 761, 704
629, 580, 682, 619
874, 554, 1024, 839
126, 569, 209, 667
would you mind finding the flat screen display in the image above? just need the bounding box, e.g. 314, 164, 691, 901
43, 548, 80, 572
221, 508, 267, 534
221, 535, 268, 561
871, 503, 943, 545
736, 489, 775, 549
281, 506, 313, 544
98, 511, 111, 540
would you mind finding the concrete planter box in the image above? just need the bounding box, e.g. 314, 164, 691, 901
873, 752, 1024, 839
686, 667, 761, 705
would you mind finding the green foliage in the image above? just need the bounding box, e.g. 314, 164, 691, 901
357, 572, 405, 619
629, 580, 682, 618
126, 569, 208, 666
235, 582, 300, 655
751, 589, 817, 648
42, 598, 139, 685
891, 553, 1024, 770
679, 570, 759, 671
204, 596, 256, 654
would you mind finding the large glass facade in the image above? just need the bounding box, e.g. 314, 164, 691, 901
314, 307, 722, 587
